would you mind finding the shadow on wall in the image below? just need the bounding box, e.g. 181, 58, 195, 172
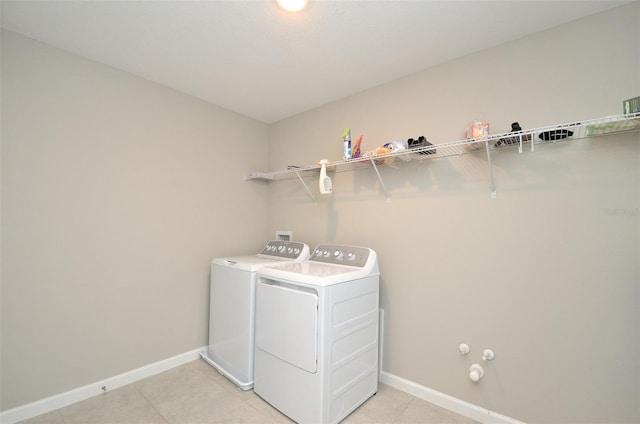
349, 152, 489, 197
326, 192, 339, 241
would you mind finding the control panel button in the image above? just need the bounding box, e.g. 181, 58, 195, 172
309, 244, 371, 267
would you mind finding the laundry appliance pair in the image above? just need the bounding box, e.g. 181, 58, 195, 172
202, 241, 380, 424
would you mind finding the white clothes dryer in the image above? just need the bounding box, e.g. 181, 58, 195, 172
200, 240, 309, 390
254, 244, 379, 424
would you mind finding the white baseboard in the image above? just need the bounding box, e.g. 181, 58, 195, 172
2, 347, 523, 424
0, 346, 206, 424
379, 371, 525, 424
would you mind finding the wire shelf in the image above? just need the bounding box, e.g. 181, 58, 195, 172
246, 113, 640, 181
245, 113, 640, 200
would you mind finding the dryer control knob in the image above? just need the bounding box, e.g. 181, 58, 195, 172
333, 250, 341, 257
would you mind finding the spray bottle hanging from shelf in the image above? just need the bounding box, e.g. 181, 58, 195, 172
318, 159, 332, 194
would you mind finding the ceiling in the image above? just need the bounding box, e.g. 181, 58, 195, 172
1, 0, 631, 123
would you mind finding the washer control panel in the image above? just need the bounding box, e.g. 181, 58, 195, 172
260, 241, 307, 259
310, 244, 371, 267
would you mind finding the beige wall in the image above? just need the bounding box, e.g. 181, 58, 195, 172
267, 3, 639, 423
2, 3, 639, 422
0, 30, 270, 410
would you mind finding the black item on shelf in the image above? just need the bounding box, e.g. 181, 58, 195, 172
407, 136, 436, 155
495, 122, 532, 147
539, 129, 574, 141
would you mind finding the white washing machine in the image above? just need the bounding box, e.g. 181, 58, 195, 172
254, 244, 379, 424
200, 240, 310, 390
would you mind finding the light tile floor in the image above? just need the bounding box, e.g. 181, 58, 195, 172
19, 359, 478, 424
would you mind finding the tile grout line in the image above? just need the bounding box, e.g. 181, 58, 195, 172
56, 409, 67, 424
392, 396, 416, 424
134, 384, 170, 424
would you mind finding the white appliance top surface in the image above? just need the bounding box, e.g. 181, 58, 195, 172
211, 241, 309, 272
212, 255, 296, 272
257, 262, 378, 286
257, 245, 379, 287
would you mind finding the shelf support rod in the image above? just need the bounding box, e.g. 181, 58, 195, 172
531, 132, 536, 152
518, 133, 523, 154
484, 139, 497, 199
369, 158, 391, 202
295, 172, 316, 203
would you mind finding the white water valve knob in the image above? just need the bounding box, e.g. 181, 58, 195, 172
482, 349, 495, 361
458, 343, 470, 355
469, 364, 484, 382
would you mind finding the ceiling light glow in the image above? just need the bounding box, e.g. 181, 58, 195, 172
276, 0, 309, 13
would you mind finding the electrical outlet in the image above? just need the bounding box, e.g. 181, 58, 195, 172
276, 231, 292, 241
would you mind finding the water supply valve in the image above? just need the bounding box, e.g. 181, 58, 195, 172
469, 364, 484, 382
482, 349, 495, 361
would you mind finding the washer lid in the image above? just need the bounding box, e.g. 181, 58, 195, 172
211, 241, 310, 272
213, 255, 301, 272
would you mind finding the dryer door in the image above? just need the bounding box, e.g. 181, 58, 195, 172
256, 280, 318, 373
